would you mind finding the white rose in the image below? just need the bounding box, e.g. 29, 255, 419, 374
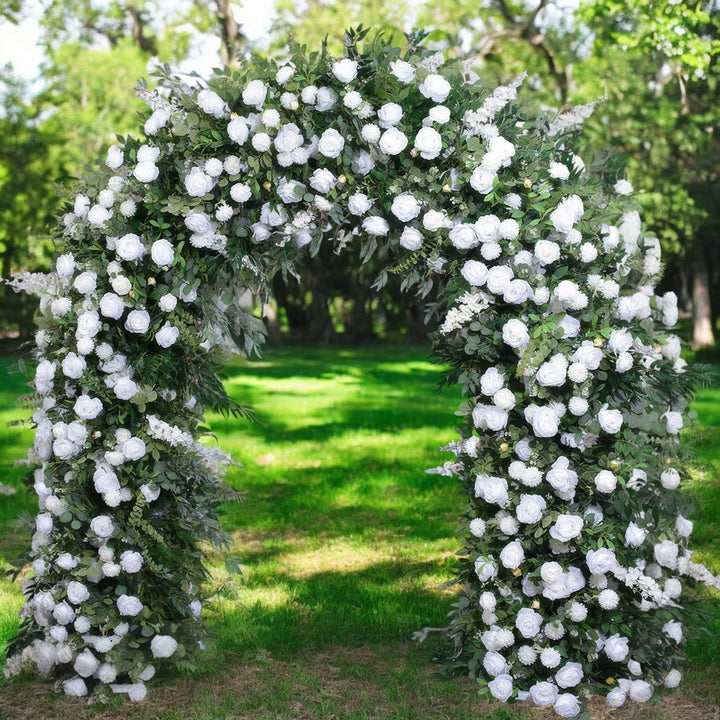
159, 293, 177, 312
116, 233, 145, 262
615, 352, 633, 372
536, 355, 568, 387
362, 216, 390, 236
660, 468, 681, 490
155, 323, 179, 348
150, 634, 179, 658
94, 469, 120, 494
74, 394, 103, 420
399, 227, 423, 251
664, 670, 682, 689
529, 681, 559, 707
472, 405, 508, 432
90, 515, 114, 538
470, 167, 495, 194
624, 522, 647, 547
73, 271, 97, 295
99, 293, 125, 320
53, 601, 76, 625
76, 310, 101, 338
483, 651, 508, 677
151, 239, 174, 267
568, 397, 588, 417
662, 621, 683, 645
480, 368, 504, 395
185, 167, 214, 198
474, 215, 501, 243
229, 183, 252, 204
312, 86, 337, 112
629, 680, 653, 703
389, 59, 415, 82
111, 276, 132, 296
515, 608, 543, 638
499, 541, 524, 569
379, 127, 408, 155
377, 102, 403, 128
460, 260, 487, 286
493, 388, 515, 411
117, 594, 143, 616
62, 353, 85, 380
586, 548, 617, 574
598, 406, 623, 434
309, 168, 336, 194
121, 437, 146, 461
66, 581, 89, 605
654, 540, 679, 568
348, 193, 372, 216
534, 239, 561, 265
502, 319, 529, 349
120, 550, 144, 574
531, 406, 560, 437
549, 514, 583, 543
663, 411, 683, 434
86, 204, 112, 226
317, 128, 346, 158
516, 495, 546, 524
594, 470, 617, 493
550, 195, 584, 233
106, 145, 124, 170
391, 193, 421, 222
606, 688, 626, 707
227, 117, 250, 145
449, 224, 478, 249
133, 161, 158, 184
419, 73, 451, 102
474, 555, 498, 582
414, 127, 442, 159
332, 58, 358, 83
125, 309, 151, 334
554, 694, 581, 718
278, 179, 306, 204
487, 674, 513, 702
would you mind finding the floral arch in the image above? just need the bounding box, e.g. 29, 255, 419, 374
6, 27, 718, 718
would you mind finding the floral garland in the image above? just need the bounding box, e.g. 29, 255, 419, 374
5, 27, 718, 716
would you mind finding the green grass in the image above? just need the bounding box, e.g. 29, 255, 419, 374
0, 345, 718, 720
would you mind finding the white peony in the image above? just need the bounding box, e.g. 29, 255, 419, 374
461, 260, 487, 286
531, 406, 561, 438
628, 680, 653, 703
586, 548, 617, 575
654, 540, 679, 568
197, 89, 226, 117
309, 168, 336, 194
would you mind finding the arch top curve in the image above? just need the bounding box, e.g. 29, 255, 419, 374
6, 26, 715, 717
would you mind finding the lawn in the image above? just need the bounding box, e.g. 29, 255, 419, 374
0, 344, 718, 720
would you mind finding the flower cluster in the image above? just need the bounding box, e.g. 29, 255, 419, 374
6, 28, 715, 712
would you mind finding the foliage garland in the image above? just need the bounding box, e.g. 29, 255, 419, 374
5, 27, 719, 717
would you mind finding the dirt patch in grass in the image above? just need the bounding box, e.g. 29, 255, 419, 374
1, 645, 719, 720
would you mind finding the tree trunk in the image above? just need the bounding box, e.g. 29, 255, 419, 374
215, 0, 242, 67
262, 301, 280, 343
692, 245, 715, 348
